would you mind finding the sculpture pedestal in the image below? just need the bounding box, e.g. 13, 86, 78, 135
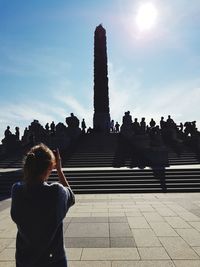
93, 112, 110, 133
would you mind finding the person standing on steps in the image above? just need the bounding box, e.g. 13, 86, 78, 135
81, 119, 87, 133
11, 143, 75, 267
110, 120, 114, 132
115, 122, 120, 133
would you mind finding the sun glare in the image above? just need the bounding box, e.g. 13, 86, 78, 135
136, 3, 158, 31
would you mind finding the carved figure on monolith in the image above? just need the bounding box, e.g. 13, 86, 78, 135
93, 24, 111, 132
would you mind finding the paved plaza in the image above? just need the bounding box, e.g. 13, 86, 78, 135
2, 193, 200, 266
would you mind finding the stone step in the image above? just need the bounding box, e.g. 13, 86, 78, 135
1, 167, 200, 197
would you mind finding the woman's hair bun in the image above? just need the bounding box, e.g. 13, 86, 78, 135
25, 152, 36, 164
27, 152, 35, 158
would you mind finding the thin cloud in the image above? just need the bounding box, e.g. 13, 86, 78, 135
108, 61, 141, 123
0, 45, 71, 77
108, 61, 200, 127
0, 100, 67, 142
55, 93, 93, 127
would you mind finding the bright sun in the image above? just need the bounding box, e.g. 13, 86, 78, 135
136, 3, 158, 31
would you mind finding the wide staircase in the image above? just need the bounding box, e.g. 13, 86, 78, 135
63, 133, 119, 168
63, 133, 200, 167
0, 133, 200, 197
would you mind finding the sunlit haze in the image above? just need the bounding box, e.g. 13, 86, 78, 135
136, 2, 158, 31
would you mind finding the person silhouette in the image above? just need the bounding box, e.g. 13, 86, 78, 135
160, 117, 166, 129
166, 115, 174, 127
115, 122, 120, 133
50, 121, 55, 134
81, 119, 86, 133
15, 127, 20, 141
45, 123, 50, 132
110, 120, 114, 132
132, 118, 140, 134
11, 144, 75, 267
140, 118, 146, 134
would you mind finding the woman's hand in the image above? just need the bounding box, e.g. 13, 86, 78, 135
53, 148, 70, 187
54, 148, 62, 172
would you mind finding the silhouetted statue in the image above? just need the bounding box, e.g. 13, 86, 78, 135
30, 120, 39, 134
166, 115, 174, 127
121, 111, 133, 137
160, 117, 166, 129
132, 118, 140, 134
65, 113, 79, 128
4, 126, 12, 139
140, 118, 146, 134
81, 119, 87, 133
122, 111, 132, 126
191, 121, 197, 136
55, 123, 66, 133
29, 120, 46, 143
150, 118, 156, 128
15, 127, 20, 141
45, 123, 50, 132
2, 126, 21, 152
50, 121, 56, 134
54, 123, 69, 150
115, 122, 120, 133
65, 113, 81, 140
22, 127, 28, 144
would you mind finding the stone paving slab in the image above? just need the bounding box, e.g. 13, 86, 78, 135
81, 248, 140, 260
132, 229, 162, 247
127, 217, 150, 228
189, 221, 200, 231
175, 228, 200, 246
111, 261, 175, 267
0, 240, 13, 253
108, 216, 127, 223
0, 262, 15, 267
65, 223, 109, 238
0, 248, 15, 261
142, 212, 165, 222
154, 207, 177, 217
110, 237, 136, 247
68, 261, 111, 267
178, 212, 200, 222
65, 237, 110, 248
138, 247, 170, 260
0, 199, 11, 213
149, 222, 178, 237
159, 236, 199, 259
109, 223, 132, 237
70, 217, 109, 223
173, 260, 200, 267
164, 216, 191, 228
2, 192, 200, 266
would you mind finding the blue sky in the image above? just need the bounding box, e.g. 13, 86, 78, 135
1, 0, 200, 141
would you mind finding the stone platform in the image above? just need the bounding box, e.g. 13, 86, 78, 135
2, 193, 200, 266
